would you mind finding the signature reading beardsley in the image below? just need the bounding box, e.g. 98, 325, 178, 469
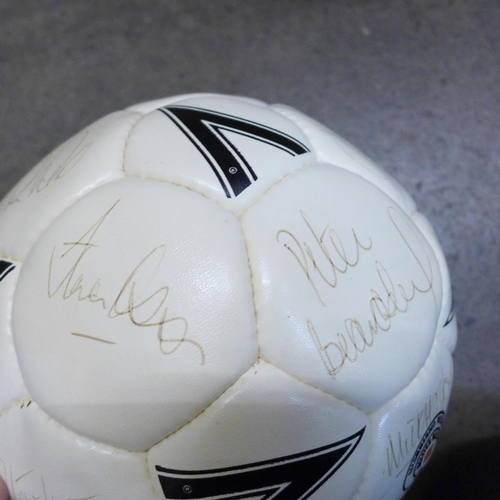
47, 200, 205, 364
278, 206, 437, 377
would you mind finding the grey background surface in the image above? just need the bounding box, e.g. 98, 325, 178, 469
1, 1, 499, 498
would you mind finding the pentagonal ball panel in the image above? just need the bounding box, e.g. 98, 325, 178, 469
242, 164, 442, 412
13, 178, 258, 451
148, 361, 369, 500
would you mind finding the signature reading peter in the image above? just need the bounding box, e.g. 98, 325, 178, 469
278, 207, 437, 377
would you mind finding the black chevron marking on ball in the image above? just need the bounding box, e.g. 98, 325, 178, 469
159, 105, 310, 199
0, 260, 15, 282
156, 427, 365, 500
443, 301, 455, 327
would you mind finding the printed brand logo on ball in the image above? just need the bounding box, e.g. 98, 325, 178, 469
159, 105, 310, 198
403, 411, 445, 491
156, 428, 364, 499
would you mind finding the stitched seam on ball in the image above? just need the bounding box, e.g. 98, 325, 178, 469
123, 173, 230, 209
410, 211, 448, 337
147, 359, 270, 449
4, 354, 29, 418
2, 258, 30, 412
123, 104, 316, 215
0, 394, 31, 420
14, 178, 121, 263
142, 446, 164, 500
236, 157, 316, 219
144, 457, 167, 500
350, 419, 375, 500
234, 165, 398, 415
273, 106, 373, 180
120, 108, 246, 209
125, 159, 315, 219
274, 106, 418, 217
260, 360, 368, 413
0, 254, 22, 264
354, 340, 446, 497
8, 114, 140, 262
238, 218, 261, 362
228, 102, 317, 216
24, 402, 155, 497
391, 335, 447, 412
255, 328, 443, 416
148, 349, 371, 449
130, 198, 261, 446
2, 400, 163, 500
120, 111, 146, 176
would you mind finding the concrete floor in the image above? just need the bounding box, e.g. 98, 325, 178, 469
0, 1, 498, 498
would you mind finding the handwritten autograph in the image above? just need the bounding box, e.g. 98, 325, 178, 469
0, 459, 97, 500
5, 130, 92, 209
277, 210, 372, 306
278, 207, 437, 377
47, 200, 205, 364
384, 370, 451, 477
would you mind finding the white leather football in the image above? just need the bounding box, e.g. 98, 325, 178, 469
0, 94, 456, 499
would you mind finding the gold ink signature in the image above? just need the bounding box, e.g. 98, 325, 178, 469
384, 370, 451, 477
47, 200, 205, 364
280, 207, 437, 377
276, 210, 373, 306
5, 130, 92, 209
0, 459, 97, 500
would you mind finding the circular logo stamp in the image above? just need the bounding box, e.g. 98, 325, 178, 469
403, 411, 445, 490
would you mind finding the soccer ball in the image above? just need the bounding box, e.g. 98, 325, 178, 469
0, 94, 456, 499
